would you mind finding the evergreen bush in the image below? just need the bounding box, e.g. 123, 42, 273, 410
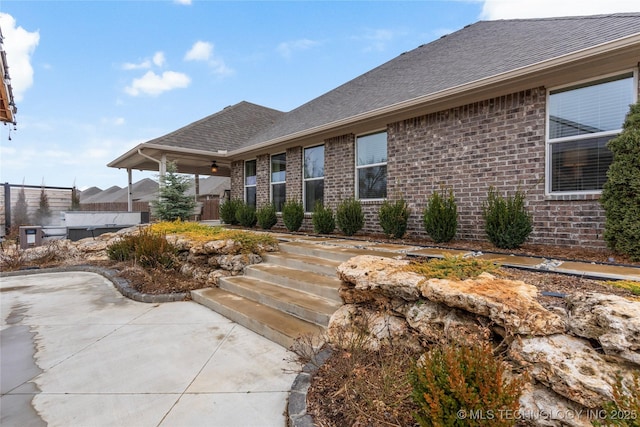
312, 202, 335, 234
410, 340, 525, 427
422, 188, 458, 243
378, 198, 410, 238
151, 162, 196, 222
235, 202, 257, 228
600, 101, 640, 262
336, 197, 364, 236
282, 200, 304, 232
256, 203, 278, 230
107, 228, 177, 270
220, 198, 243, 225
482, 187, 532, 249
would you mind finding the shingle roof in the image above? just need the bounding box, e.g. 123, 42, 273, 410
148, 101, 284, 152
240, 13, 640, 149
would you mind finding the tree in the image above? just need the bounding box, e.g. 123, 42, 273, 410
12, 186, 30, 228
151, 162, 196, 222
34, 186, 52, 225
70, 187, 81, 211
600, 101, 640, 261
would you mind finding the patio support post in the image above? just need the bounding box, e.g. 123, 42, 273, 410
127, 169, 133, 212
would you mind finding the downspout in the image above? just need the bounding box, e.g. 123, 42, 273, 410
137, 148, 167, 187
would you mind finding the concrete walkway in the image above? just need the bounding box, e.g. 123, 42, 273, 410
1, 271, 299, 427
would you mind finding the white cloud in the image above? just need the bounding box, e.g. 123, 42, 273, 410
152, 51, 165, 67
480, 0, 640, 19
122, 51, 165, 70
174, 0, 192, 5
101, 117, 125, 126
124, 71, 191, 96
184, 41, 234, 76
185, 41, 213, 61
0, 13, 40, 102
122, 59, 151, 70
277, 38, 320, 58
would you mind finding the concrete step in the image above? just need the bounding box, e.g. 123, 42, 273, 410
262, 251, 342, 277
192, 287, 324, 349
278, 240, 400, 262
244, 263, 342, 302
219, 275, 342, 326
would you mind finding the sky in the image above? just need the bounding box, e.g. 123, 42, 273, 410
0, 0, 638, 191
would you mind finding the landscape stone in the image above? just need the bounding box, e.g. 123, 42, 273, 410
418, 274, 567, 336
508, 334, 630, 408
567, 292, 640, 366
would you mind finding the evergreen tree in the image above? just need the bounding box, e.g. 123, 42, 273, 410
70, 187, 81, 211
601, 101, 640, 261
12, 186, 30, 227
151, 162, 196, 222
34, 186, 52, 225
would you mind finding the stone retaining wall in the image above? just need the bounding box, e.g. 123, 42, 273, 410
330, 255, 640, 427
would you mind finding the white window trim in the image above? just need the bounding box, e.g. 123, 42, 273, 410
244, 159, 257, 205
544, 69, 638, 196
355, 130, 388, 201
303, 144, 325, 212
270, 152, 286, 212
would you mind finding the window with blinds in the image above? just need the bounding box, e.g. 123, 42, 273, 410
271, 153, 286, 212
245, 160, 257, 208
548, 73, 634, 193
356, 131, 387, 199
303, 145, 324, 212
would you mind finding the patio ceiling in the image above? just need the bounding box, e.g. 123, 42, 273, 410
108, 143, 231, 177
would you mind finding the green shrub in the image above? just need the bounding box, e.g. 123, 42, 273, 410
107, 228, 177, 270
482, 187, 532, 249
601, 101, 640, 262
235, 202, 257, 228
406, 255, 498, 280
282, 200, 304, 232
256, 203, 278, 230
423, 188, 458, 243
593, 371, 640, 427
379, 198, 411, 239
151, 161, 196, 222
312, 202, 335, 234
220, 198, 243, 225
336, 197, 364, 236
410, 340, 525, 427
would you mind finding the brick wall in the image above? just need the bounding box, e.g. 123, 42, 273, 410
256, 154, 270, 207
286, 147, 302, 202
387, 86, 608, 249
324, 134, 355, 211
230, 160, 244, 200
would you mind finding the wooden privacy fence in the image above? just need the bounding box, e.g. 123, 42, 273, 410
80, 199, 219, 220
80, 202, 150, 212
201, 199, 220, 220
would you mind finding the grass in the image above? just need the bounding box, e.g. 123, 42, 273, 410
604, 280, 640, 296
405, 255, 499, 280
149, 220, 277, 253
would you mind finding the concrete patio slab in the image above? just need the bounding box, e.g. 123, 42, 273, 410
0, 271, 299, 427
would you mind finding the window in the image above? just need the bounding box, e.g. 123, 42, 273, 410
244, 160, 256, 208
356, 131, 387, 199
271, 153, 286, 211
304, 145, 324, 212
547, 73, 635, 193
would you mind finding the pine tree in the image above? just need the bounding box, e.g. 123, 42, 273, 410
34, 187, 52, 225
600, 101, 640, 261
151, 162, 196, 222
12, 186, 30, 228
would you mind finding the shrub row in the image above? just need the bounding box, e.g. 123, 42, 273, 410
219, 187, 533, 249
